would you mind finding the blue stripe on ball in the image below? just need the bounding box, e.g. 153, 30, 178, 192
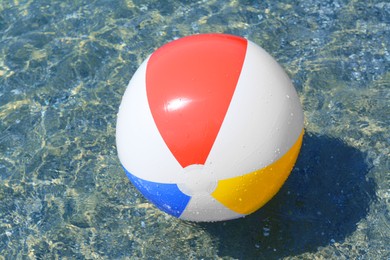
123, 167, 191, 217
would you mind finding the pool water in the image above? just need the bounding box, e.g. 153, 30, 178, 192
0, 0, 389, 259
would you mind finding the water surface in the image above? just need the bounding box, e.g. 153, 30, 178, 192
0, 0, 389, 259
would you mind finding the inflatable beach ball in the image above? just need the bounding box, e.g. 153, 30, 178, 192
116, 34, 304, 222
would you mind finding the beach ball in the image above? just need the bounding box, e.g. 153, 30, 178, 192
116, 34, 304, 222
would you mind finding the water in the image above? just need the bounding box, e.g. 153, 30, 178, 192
0, 0, 389, 259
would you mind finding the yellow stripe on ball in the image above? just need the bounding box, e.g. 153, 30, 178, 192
211, 130, 304, 215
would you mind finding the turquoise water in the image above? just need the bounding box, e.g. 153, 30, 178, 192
0, 0, 389, 259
